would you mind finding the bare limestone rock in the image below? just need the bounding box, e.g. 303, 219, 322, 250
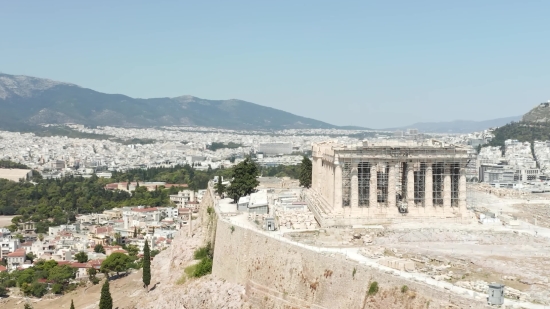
136, 214, 248, 309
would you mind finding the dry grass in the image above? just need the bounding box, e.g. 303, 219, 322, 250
0, 271, 147, 309
176, 262, 200, 285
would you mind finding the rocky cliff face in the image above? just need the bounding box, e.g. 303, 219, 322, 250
136, 193, 248, 309
523, 102, 550, 122
136, 229, 248, 309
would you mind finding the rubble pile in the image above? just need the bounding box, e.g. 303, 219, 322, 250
470, 183, 528, 198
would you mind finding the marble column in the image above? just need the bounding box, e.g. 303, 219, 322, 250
387, 163, 396, 208
334, 160, 343, 212
369, 164, 377, 207
328, 163, 334, 208
458, 169, 467, 209
317, 157, 324, 190
407, 166, 415, 206
443, 166, 451, 208
351, 165, 359, 208
424, 164, 433, 207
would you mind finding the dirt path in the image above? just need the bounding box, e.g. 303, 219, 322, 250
0, 215, 15, 228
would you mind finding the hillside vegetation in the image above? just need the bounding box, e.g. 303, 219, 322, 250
0, 160, 305, 233
488, 121, 550, 147
0, 164, 229, 232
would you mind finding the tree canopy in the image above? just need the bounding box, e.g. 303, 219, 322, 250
0, 164, 234, 229
126, 244, 139, 257
226, 158, 259, 203
75, 251, 88, 263
2, 260, 78, 298
48, 264, 76, 285
215, 178, 226, 196
206, 142, 242, 151
94, 244, 106, 254
100, 253, 132, 276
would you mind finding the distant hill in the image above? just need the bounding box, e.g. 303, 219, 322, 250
478, 103, 550, 147
385, 116, 522, 134
0, 73, 342, 131
522, 102, 550, 122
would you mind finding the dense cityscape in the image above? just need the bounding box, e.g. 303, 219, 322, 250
2, 1, 550, 309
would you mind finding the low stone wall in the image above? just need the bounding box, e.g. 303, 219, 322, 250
212, 219, 489, 309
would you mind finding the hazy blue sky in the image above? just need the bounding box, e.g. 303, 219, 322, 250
1, 1, 548, 128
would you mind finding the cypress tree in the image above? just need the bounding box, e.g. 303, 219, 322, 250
99, 280, 113, 309
133, 226, 137, 238
143, 239, 151, 290
299, 156, 312, 188
70, 299, 75, 309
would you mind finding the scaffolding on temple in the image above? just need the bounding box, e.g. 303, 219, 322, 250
308, 140, 474, 227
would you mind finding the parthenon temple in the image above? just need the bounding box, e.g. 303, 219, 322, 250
306, 140, 471, 227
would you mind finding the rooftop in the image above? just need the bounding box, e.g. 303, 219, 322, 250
7, 248, 25, 257
130, 207, 159, 213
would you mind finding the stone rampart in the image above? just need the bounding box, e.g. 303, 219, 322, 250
199, 185, 218, 245
212, 219, 489, 309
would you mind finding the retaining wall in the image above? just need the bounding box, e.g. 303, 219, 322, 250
212, 218, 489, 309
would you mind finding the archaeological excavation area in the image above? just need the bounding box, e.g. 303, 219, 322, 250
287, 185, 550, 307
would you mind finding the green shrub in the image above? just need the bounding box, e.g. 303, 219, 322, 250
192, 258, 213, 278
368, 281, 379, 296
23, 282, 47, 297
193, 243, 212, 260
51, 283, 63, 294
0, 285, 8, 297
401, 285, 408, 293
64, 283, 79, 293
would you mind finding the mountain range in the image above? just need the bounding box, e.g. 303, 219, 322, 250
0, 73, 523, 132
0, 73, 338, 131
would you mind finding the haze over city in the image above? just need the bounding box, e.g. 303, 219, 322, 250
1, 1, 549, 128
